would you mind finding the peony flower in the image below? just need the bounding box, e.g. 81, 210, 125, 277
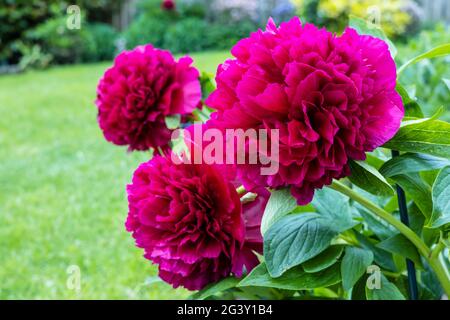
206, 17, 404, 204
96, 44, 201, 152
125, 155, 267, 290
162, 0, 176, 11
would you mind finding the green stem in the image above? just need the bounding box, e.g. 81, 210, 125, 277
431, 233, 446, 260
330, 180, 450, 296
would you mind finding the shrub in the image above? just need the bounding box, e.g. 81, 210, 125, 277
163, 18, 210, 53
397, 24, 450, 120
123, 14, 171, 49
26, 15, 97, 64
86, 23, 118, 61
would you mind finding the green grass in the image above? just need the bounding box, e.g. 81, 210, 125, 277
0, 51, 230, 299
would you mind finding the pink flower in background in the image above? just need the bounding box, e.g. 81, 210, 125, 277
206, 17, 404, 205
162, 0, 176, 11
96, 44, 201, 151
125, 155, 267, 290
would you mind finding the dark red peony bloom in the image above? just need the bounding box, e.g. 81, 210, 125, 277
161, 0, 175, 11
206, 18, 404, 204
125, 155, 267, 290
96, 44, 201, 151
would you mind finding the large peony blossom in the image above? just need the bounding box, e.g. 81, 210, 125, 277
125, 155, 267, 290
206, 17, 404, 204
96, 45, 201, 151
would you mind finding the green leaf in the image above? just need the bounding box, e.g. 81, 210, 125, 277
443, 78, 450, 91
380, 153, 450, 178
164, 114, 181, 129
354, 232, 397, 272
365, 274, 406, 300
376, 234, 422, 267
349, 15, 397, 58
238, 263, 341, 290
260, 188, 297, 235
341, 246, 374, 291
200, 72, 216, 99
390, 173, 432, 219
348, 160, 394, 197
358, 208, 396, 240
303, 245, 344, 273
264, 213, 338, 277
312, 187, 357, 232
191, 277, 240, 300
396, 83, 424, 118
398, 43, 450, 75
384, 119, 450, 159
429, 166, 450, 228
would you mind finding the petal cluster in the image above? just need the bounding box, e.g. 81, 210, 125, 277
126, 155, 267, 290
206, 18, 404, 204
96, 44, 201, 151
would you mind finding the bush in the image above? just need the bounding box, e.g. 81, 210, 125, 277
397, 24, 450, 121
26, 15, 97, 64
124, 14, 171, 49
205, 20, 258, 51
123, 0, 259, 54
163, 18, 210, 53
294, 0, 420, 39
87, 23, 118, 61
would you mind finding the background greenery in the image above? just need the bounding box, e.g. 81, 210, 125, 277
0, 51, 229, 299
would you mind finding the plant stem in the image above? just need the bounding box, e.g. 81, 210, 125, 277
330, 180, 450, 296
431, 234, 446, 260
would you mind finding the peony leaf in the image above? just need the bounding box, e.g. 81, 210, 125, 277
366, 274, 406, 300
164, 114, 181, 129
376, 234, 423, 267
303, 245, 344, 273
443, 78, 450, 91
354, 232, 396, 272
264, 213, 338, 277
200, 72, 216, 99
429, 166, 450, 228
341, 246, 374, 291
348, 160, 395, 197
312, 187, 357, 232
191, 277, 240, 300
396, 83, 424, 118
383, 119, 450, 159
349, 15, 397, 58
397, 43, 450, 75
390, 173, 432, 219
238, 262, 341, 290
260, 188, 298, 235
380, 153, 450, 178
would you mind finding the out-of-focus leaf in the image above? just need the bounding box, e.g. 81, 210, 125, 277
398, 43, 450, 75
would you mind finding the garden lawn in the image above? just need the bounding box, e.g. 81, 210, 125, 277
0, 51, 229, 299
